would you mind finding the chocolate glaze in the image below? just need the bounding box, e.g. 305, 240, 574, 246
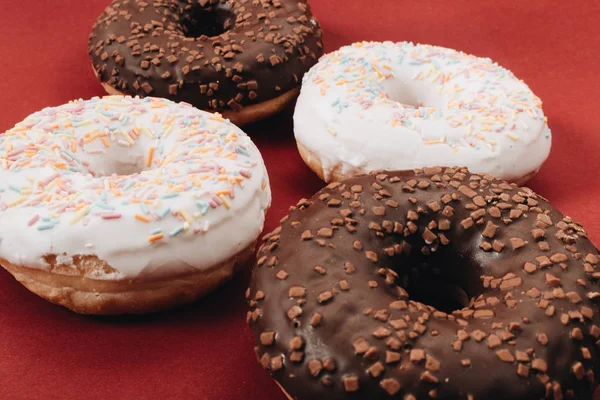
248, 167, 600, 399
89, 0, 323, 112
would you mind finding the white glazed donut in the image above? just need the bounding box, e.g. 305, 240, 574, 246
0, 95, 271, 314
294, 41, 552, 184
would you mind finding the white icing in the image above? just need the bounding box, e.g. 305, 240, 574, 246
294, 41, 551, 182
0, 96, 271, 280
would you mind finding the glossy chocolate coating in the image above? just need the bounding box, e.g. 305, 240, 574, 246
89, 0, 323, 111
248, 168, 600, 399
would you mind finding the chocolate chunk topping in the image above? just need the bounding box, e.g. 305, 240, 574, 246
89, 0, 324, 113
248, 169, 600, 400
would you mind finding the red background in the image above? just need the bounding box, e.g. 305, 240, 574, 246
1, 0, 599, 398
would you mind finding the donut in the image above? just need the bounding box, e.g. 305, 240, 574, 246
294, 42, 551, 184
247, 167, 599, 399
0, 95, 271, 315
89, 0, 324, 126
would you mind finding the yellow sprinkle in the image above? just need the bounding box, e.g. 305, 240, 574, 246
70, 206, 89, 224
179, 209, 193, 223
7, 197, 27, 207
121, 130, 135, 145
146, 147, 155, 167
505, 133, 520, 141
220, 195, 230, 210
135, 213, 151, 223
151, 114, 158, 122
142, 127, 154, 139
147, 233, 164, 242
327, 128, 337, 136
162, 126, 173, 138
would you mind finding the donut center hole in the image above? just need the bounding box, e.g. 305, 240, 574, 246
181, 3, 235, 38
389, 250, 482, 314
385, 81, 445, 109
404, 278, 470, 314
77, 150, 150, 177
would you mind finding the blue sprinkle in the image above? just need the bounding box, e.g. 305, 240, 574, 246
151, 228, 163, 235
95, 202, 114, 210
8, 185, 21, 193
159, 208, 171, 218
161, 193, 179, 199
37, 223, 56, 231
195, 200, 210, 215
169, 226, 185, 237
121, 200, 129, 205
122, 181, 135, 191
235, 146, 250, 157
0, 188, 4, 192
140, 202, 150, 214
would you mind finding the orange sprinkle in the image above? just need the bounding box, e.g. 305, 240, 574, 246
190, 178, 202, 187
101, 137, 110, 148
147, 232, 164, 242
135, 214, 151, 223
71, 141, 77, 152
215, 190, 230, 196
146, 147, 155, 167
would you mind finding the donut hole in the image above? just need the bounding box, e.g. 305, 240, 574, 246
180, 2, 236, 38
403, 275, 470, 314
78, 152, 149, 177
384, 80, 446, 109
389, 248, 483, 314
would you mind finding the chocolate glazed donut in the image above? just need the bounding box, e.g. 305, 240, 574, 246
89, 0, 324, 125
247, 167, 600, 399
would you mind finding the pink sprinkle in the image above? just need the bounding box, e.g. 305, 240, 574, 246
101, 213, 122, 220
42, 173, 60, 185
7, 148, 24, 157
28, 215, 40, 226
239, 169, 252, 178
86, 148, 105, 154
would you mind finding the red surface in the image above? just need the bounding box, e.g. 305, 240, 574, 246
0, 0, 599, 398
